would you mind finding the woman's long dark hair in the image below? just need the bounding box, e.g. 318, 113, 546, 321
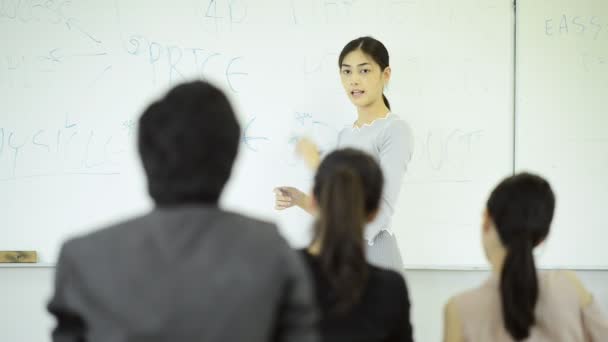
338, 36, 391, 110
487, 172, 555, 340
312, 148, 383, 314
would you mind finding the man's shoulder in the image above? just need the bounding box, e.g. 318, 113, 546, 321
55, 212, 155, 267
58, 208, 284, 265
215, 210, 284, 244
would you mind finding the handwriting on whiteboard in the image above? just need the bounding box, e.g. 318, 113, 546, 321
0, 0, 102, 43
200, 0, 248, 33
124, 34, 248, 91
0, 119, 130, 181
406, 129, 485, 183
545, 15, 605, 40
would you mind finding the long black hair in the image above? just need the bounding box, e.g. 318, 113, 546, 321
312, 148, 384, 314
338, 36, 391, 110
487, 172, 555, 340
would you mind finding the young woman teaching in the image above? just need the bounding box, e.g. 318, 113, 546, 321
275, 36, 414, 271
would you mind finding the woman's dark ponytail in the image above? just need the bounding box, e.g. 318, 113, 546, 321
312, 148, 384, 314
487, 172, 555, 340
500, 237, 538, 340
315, 167, 368, 314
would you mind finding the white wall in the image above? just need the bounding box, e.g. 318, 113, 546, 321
0, 267, 55, 341
1, 268, 606, 342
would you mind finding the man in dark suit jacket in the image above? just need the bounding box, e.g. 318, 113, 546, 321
47, 81, 319, 342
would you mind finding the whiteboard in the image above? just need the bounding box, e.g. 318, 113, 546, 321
0, 0, 514, 267
516, 0, 608, 268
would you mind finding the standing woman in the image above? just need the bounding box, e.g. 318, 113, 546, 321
275, 36, 414, 271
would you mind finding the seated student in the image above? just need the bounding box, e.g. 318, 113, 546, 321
47, 81, 319, 342
300, 148, 414, 342
444, 172, 608, 342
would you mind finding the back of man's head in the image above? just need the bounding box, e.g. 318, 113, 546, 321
138, 81, 240, 206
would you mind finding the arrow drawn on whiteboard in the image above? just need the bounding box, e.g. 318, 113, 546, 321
0, 172, 121, 182
39, 49, 108, 66
40, 48, 64, 63
66, 18, 102, 44
64, 113, 78, 129
89, 65, 113, 87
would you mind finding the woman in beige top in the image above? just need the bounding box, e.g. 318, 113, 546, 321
444, 173, 608, 342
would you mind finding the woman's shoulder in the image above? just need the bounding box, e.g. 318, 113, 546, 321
445, 275, 500, 316
364, 265, 410, 317
371, 114, 415, 155
383, 113, 410, 125
368, 264, 409, 294
377, 113, 413, 139
446, 271, 594, 313
541, 270, 593, 307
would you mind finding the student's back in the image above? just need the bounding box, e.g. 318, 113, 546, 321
300, 250, 411, 342
300, 148, 414, 342
448, 270, 607, 341
49, 207, 316, 342
47, 81, 318, 342
444, 173, 607, 342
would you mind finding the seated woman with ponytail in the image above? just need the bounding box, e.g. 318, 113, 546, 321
444, 173, 608, 342
300, 148, 413, 342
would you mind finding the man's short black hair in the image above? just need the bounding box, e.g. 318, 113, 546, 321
138, 81, 240, 205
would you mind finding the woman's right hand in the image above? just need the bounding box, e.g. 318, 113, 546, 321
296, 137, 321, 171
273, 186, 305, 210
